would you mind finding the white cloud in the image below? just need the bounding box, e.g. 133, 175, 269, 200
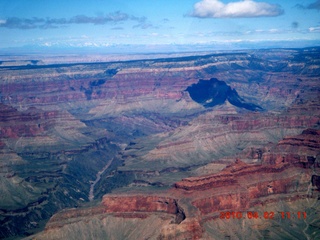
254, 28, 282, 34
190, 0, 283, 18
43, 42, 52, 47
269, 28, 280, 33
309, 26, 320, 32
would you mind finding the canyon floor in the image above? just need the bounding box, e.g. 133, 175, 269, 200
0, 47, 319, 239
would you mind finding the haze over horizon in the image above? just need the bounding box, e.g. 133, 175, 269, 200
1, 0, 320, 53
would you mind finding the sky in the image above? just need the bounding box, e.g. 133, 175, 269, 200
0, 0, 320, 52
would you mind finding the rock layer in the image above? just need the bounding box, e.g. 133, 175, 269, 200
31, 129, 320, 239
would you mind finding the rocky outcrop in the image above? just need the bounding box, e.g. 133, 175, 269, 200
174, 129, 320, 218
102, 195, 179, 215
31, 129, 320, 239
190, 165, 312, 216
125, 108, 320, 171
159, 217, 203, 240
40, 195, 192, 239
46, 195, 184, 225
0, 103, 49, 138
262, 128, 320, 166
174, 160, 291, 191
174, 127, 320, 192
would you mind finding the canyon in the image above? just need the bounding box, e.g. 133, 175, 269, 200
0, 47, 319, 239
27, 129, 320, 239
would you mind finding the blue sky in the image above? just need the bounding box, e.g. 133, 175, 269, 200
0, 0, 319, 52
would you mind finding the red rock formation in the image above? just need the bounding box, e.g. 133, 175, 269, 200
174, 161, 292, 192
101, 195, 179, 215
262, 128, 320, 166
44, 194, 186, 236
173, 129, 320, 217
39, 129, 319, 239
0, 103, 46, 138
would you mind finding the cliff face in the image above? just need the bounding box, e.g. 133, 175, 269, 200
102, 195, 179, 215
262, 128, 320, 167
31, 129, 320, 240
35, 195, 191, 240
188, 164, 312, 216
174, 129, 319, 218
120, 107, 319, 172
0, 48, 319, 238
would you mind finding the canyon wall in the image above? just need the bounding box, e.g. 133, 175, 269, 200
30, 128, 320, 239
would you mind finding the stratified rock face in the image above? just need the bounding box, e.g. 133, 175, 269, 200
262, 128, 320, 166
174, 128, 320, 193
121, 109, 319, 172
174, 129, 319, 218
0, 48, 319, 239
0, 103, 52, 139
188, 163, 311, 216
31, 129, 320, 240
101, 195, 179, 215
46, 195, 182, 226
34, 195, 191, 240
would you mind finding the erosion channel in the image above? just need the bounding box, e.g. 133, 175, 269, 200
89, 158, 114, 201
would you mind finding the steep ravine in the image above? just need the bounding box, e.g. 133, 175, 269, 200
89, 158, 114, 201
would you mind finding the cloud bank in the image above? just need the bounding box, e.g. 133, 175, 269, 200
190, 0, 283, 18
309, 26, 320, 32
0, 11, 151, 29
